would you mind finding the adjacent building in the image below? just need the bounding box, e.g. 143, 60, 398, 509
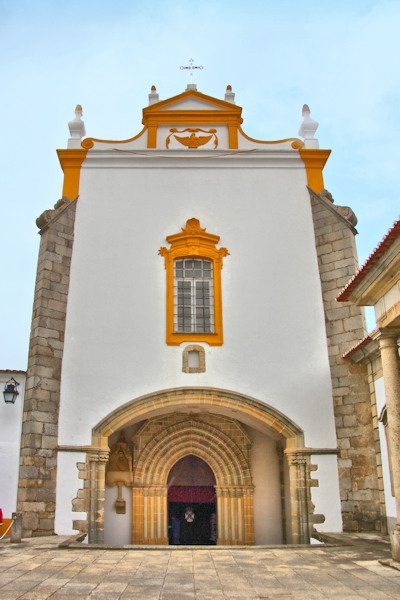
337, 218, 400, 559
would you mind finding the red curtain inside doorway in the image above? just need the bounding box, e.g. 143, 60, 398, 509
168, 486, 215, 503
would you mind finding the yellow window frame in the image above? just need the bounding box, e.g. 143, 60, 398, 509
159, 218, 229, 346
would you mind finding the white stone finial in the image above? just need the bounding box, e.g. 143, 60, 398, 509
298, 104, 319, 149
224, 85, 235, 104
149, 85, 159, 105
67, 105, 86, 148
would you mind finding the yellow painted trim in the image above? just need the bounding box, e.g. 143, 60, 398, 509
299, 149, 331, 193
238, 126, 304, 149
56, 149, 88, 200
147, 125, 157, 149
144, 110, 243, 125
159, 218, 228, 346
81, 126, 147, 149
228, 124, 238, 149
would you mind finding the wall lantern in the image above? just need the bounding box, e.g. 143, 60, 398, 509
3, 378, 20, 404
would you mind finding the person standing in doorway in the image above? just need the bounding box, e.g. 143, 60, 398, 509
184, 506, 195, 544
171, 515, 180, 545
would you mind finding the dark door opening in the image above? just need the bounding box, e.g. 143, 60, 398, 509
168, 500, 216, 545
167, 455, 217, 545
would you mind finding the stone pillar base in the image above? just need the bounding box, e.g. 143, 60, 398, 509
391, 527, 400, 562
10, 513, 22, 543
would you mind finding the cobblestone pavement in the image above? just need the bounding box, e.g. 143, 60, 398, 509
1, 534, 400, 599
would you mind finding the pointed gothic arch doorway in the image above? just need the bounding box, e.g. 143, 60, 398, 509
131, 413, 255, 545
167, 455, 216, 545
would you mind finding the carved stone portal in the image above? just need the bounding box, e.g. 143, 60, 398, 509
131, 413, 254, 545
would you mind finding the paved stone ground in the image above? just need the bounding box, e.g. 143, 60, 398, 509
1, 534, 400, 599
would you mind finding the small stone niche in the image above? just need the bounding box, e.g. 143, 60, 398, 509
182, 345, 206, 373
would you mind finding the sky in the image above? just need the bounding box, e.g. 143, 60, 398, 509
1, 0, 399, 369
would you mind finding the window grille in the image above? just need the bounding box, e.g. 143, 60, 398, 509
174, 259, 214, 333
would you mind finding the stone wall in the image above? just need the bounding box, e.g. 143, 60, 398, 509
310, 188, 383, 531
17, 198, 76, 537
355, 351, 387, 532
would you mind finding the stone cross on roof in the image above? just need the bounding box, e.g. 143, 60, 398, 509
180, 58, 204, 89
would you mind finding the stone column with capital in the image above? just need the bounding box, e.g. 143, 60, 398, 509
376, 331, 400, 560
286, 453, 312, 544
87, 450, 110, 544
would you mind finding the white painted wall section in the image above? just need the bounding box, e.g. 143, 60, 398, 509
375, 377, 397, 520
310, 454, 342, 533
55, 451, 86, 535
0, 372, 25, 520
59, 152, 335, 452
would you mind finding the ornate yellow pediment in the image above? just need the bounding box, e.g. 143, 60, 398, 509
142, 89, 243, 149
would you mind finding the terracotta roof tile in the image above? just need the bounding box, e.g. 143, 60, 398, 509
342, 334, 373, 358
337, 217, 400, 301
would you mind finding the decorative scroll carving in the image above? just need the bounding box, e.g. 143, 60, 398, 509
166, 128, 218, 149
158, 219, 229, 264
182, 217, 206, 235
291, 139, 304, 149
81, 138, 94, 149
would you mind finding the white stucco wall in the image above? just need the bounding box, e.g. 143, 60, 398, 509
0, 371, 25, 521
310, 454, 342, 533
250, 429, 283, 544
55, 451, 86, 535
104, 485, 132, 545
59, 151, 336, 452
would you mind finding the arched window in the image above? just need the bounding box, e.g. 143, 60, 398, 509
159, 218, 228, 346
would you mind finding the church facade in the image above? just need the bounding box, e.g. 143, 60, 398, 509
13, 84, 386, 545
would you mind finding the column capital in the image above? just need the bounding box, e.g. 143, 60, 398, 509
141, 485, 167, 497
284, 449, 311, 466
288, 456, 308, 466
371, 327, 400, 345
242, 486, 255, 498
88, 449, 110, 464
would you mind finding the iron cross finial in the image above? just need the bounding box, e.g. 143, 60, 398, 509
180, 58, 204, 85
